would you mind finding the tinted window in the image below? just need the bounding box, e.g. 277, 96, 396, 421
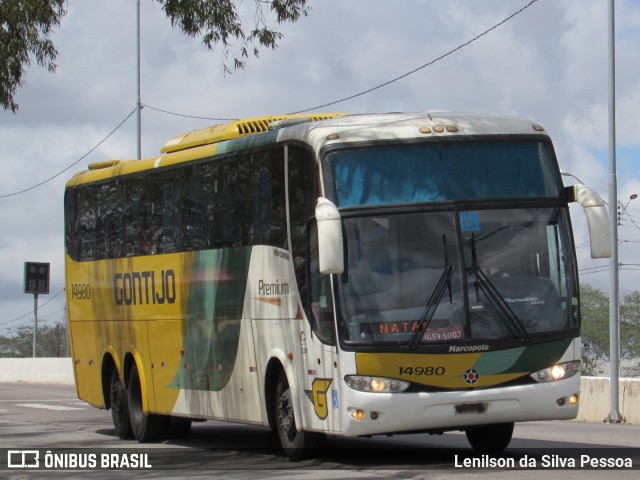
325, 140, 561, 208
65, 147, 287, 261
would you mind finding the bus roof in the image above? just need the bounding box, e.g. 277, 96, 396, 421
161, 113, 345, 154
275, 111, 548, 152
66, 111, 549, 188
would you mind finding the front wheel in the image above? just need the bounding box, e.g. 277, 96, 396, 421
127, 363, 166, 442
275, 372, 320, 461
465, 422, 514, 451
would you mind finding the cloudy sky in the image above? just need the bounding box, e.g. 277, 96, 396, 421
1, 0, 639, 334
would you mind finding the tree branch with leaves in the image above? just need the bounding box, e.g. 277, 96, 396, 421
0, 0, 66, 112
0, 0, 309, 112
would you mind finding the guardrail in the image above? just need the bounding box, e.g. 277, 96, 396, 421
0, 358, 637, 425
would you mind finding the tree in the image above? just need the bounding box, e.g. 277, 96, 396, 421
579, 284, 610, 376
0, 0, 65, 112
620, 290, 640, 376
0, 323, 68, 358
0, 0, 309, 112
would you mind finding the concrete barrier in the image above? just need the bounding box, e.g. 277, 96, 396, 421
0, 357, 74, 385
577, 376, 640, 425
1, 359, 638, 425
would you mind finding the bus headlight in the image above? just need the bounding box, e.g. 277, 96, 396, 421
530, 360, 580, 383
345, 375, 410, 393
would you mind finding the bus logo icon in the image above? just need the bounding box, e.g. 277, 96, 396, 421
8, 450, 40, 468
464, 369, 479, 385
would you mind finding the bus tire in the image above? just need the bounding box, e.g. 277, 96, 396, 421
127, 363, 166, 442
465, 422, 514, 451
109, 370, 133, 439
275, 371, 319, 461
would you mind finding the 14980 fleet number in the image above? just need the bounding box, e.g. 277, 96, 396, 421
398, 366, 445, 376
71, 283, 91, 300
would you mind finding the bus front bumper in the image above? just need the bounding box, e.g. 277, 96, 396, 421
340, 375, 580, 437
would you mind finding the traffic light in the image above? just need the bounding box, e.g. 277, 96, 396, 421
24, 262, 50, 294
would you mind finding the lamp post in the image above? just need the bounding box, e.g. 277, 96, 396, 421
606, 0, 623, 423
560, 169, 585, 185
136, 0, 142, 160
622, 194, 638, 212
562, 0, 622, 423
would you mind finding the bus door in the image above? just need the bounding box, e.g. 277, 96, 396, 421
293, 223, 340, 434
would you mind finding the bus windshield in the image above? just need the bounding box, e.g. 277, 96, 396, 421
324, 139, 561, 207
324, 140, 577, 347
335, 207, 578, 346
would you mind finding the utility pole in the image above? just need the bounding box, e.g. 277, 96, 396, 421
136, 0, 142, 160
606, 0, 623, 423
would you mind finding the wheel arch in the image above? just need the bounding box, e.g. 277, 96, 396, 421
264, 350, 304, 432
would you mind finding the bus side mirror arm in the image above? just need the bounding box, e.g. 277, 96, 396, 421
564, 184, 612, 259
315, 197, 344, 274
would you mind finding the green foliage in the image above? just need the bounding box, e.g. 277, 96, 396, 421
620, 290, 640, 360
579, 285, 640, 377
0, 0, 309, 111
0, 0, 66, 112
0, 323, 68, 358
158, 0, 308, 73
579, 284, 610, 376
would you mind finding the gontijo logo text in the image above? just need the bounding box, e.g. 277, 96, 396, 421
113, 269, 176, 305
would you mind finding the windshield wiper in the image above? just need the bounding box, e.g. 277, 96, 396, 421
408, 235, 454, 350
472, 267, 530, 341
468, 235, 530, 342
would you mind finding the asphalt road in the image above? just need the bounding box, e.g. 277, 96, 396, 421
1, 382, 639, 479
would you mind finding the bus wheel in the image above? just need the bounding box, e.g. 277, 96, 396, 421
275, 372, 319, 461
127, 363, 166, 442
465, 422, 514, 451
109, 370, 132, 439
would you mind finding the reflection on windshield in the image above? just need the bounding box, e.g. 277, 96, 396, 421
326, 140, 561, 208
336, 208, 577, 346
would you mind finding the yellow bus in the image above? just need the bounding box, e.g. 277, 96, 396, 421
65, 112, 611, 459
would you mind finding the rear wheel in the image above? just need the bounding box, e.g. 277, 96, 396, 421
465, 422, 514, 451
127, 363, 166, 442
275, 371, 319, 461
109, 370, 132, 439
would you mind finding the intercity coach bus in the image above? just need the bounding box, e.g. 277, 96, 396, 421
64, 112, 611, 459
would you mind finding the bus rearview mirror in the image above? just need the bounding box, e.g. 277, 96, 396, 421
566, 184, 612, 259
315, 197, 344, 274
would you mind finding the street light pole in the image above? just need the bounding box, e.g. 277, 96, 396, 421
136, 0, 142, 160
606, 0, 623, 423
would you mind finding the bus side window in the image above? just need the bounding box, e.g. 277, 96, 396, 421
221, 155, 249, 247
76, 188, 97, 261
182, 164, 207, 251
253, 149, 287, 248
124, 181, 145, 257
308, 222, 336, 345
157, 171, 183, 253
96, 181, 124, 260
